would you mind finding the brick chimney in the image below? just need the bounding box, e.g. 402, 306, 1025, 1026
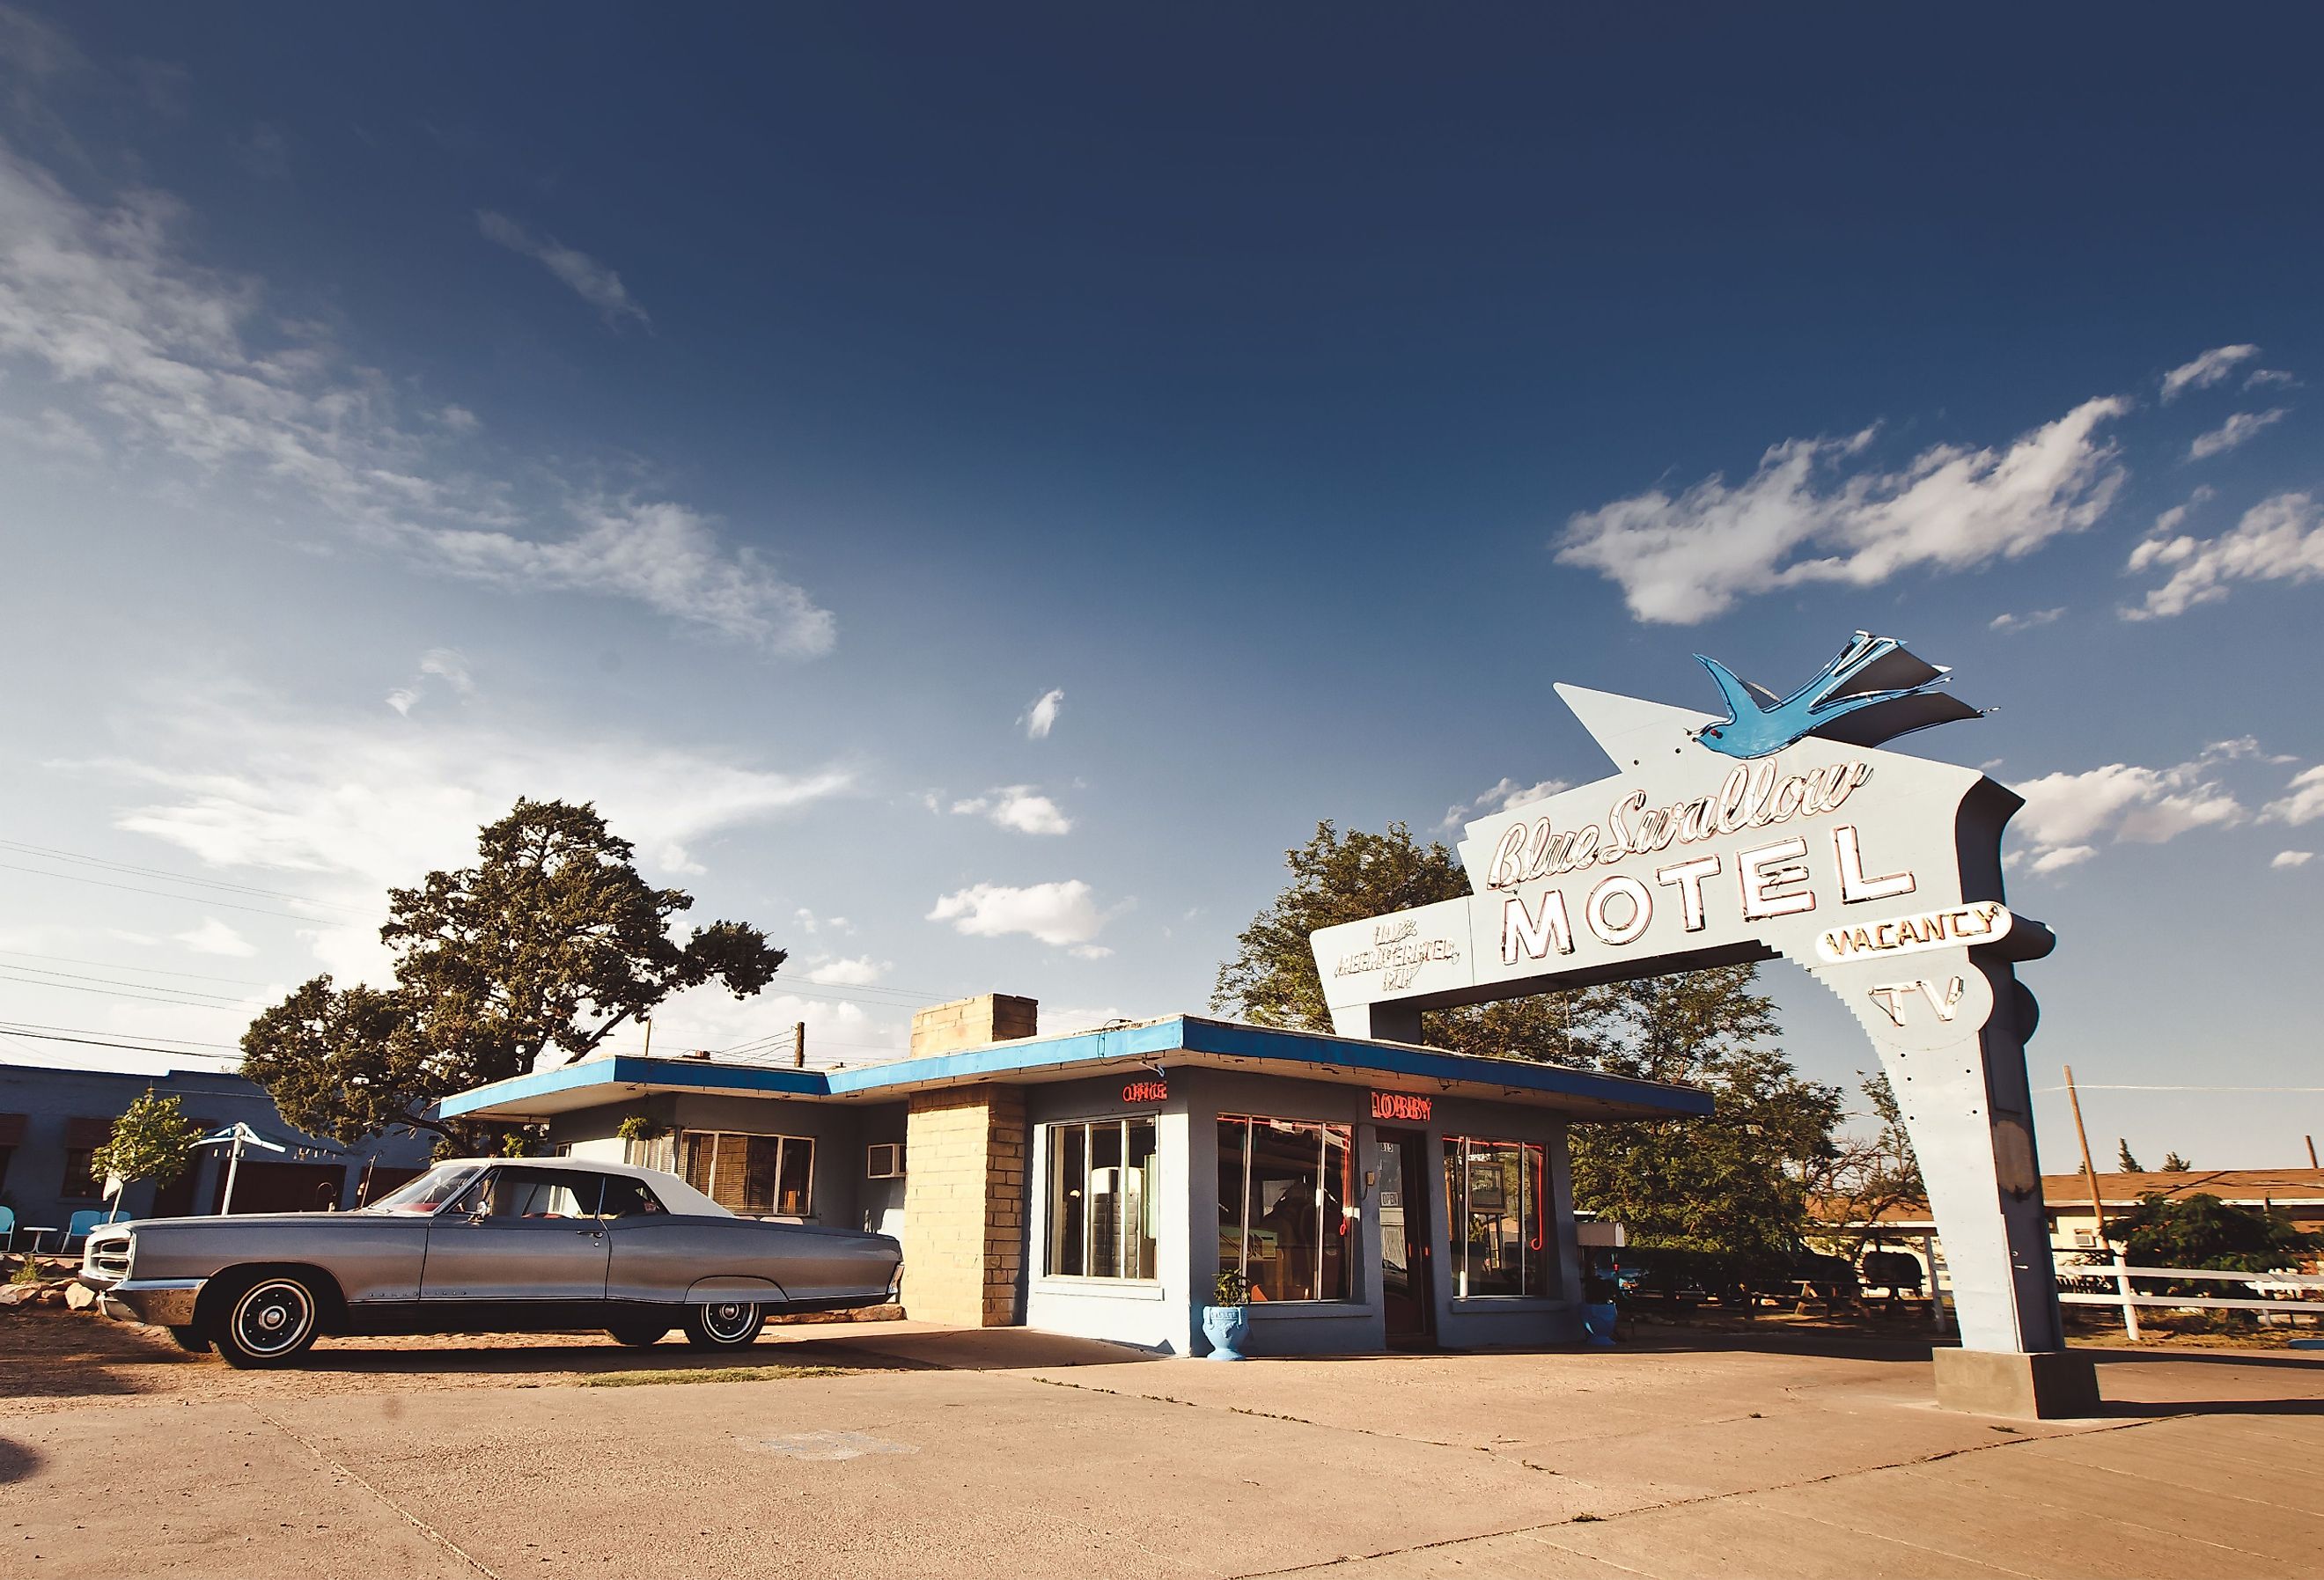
901, 993, 1038, 1327
908, 993, 1038, 1057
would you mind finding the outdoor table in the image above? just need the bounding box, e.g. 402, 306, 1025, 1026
20, 1226, 62, 1255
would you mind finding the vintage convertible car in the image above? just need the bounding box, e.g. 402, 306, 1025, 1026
77, 1157, 902, 1368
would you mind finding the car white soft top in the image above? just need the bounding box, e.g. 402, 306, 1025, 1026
436, 1156, 729, 1218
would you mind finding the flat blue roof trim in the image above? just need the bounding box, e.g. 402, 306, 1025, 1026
438, 1055, 828, 1118
1173, 1018, 1712, 1116
438, 1015, 1709, 1121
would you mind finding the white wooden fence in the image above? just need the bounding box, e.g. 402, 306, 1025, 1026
2052, 1251, 2324, 1340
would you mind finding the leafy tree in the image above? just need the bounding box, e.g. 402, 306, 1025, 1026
89, 1090, 206, 1210
2103, 1193, 2324, 1295
1214, 819, 1842, 1278
1808, 1072, 1925, 1256
2116, 1138, 2143, 1172
244, 799, 787, 1146
1565, 969, 1842, 1282
2159, 1150, 2191, 1173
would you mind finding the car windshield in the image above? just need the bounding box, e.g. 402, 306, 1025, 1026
361, 1163, 486, 1215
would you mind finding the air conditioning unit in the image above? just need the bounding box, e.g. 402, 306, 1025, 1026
866, 1143, 904, 1179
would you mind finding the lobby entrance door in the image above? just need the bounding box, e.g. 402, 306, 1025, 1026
1377, 1128, 1434, 1342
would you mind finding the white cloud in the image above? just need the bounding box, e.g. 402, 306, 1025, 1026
63, 682, 854, 985
928, 879, 1110, 954
2246, 368, 2297, 391
381, 497, 836, 658
173, 915, 257, 957
0, 406, 101, 456
950, 785, 1072, 836
2010, 749, 2247, 874
419, 649, 473, 694
2160, 344, 2260, 401
2187, 408, 2286, 461
386, 647, 476, 716
2126, 491, 2324, 619
2271, 849, 2313, 870
0, 139, 827, 653
806, 955, 888, 987
2262, 766, 2324, 827
1989, 607, 2064, 633
791, 908, 854, 937
1022, 688, 1064, 740
1441, 775, 1569, 831
1558, 397, 2126, 624
476, 209, 649, 327
2028, 845, 2096, 875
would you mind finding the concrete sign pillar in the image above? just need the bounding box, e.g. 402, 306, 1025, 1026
1309, 637, 2096, 1417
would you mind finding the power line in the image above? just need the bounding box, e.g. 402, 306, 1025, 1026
0, 1018, 238, 1049
0, 863, 354, 923
0, 1025, 242, 1059
0, 960, 256, 1005
0, 839, 371, 915
0, 946, 272, 987
0, 970, 250, 1010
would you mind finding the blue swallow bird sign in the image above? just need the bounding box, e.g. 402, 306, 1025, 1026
1312, 633, 2091, 1416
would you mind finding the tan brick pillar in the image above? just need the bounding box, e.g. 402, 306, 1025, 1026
902, 1084, 1027, 1326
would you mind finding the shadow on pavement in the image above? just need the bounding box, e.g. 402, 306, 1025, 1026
0, 1437, 45, 1483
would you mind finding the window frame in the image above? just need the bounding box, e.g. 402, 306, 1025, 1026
678, 1129, 817, 1219
1041, 1114, 1160, 1283
1441, 1135, 1552, 1301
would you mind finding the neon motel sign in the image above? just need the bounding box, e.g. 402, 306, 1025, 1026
1308, 633, 2068, 1369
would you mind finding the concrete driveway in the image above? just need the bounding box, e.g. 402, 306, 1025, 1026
5, 1317, 2320, 1577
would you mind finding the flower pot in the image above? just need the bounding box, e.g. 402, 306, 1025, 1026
1201, 1304, 1250, 1360
1581, 1299, 1620, 1348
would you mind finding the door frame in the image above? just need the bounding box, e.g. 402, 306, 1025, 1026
1375, 1126, 1435, 1341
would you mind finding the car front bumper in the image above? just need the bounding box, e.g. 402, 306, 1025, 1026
86, 1276, 206, 1327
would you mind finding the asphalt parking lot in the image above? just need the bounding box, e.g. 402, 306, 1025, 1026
7, 1313, 2322, 1578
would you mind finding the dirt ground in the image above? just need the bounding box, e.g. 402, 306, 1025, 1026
0, 1305, 915, 1412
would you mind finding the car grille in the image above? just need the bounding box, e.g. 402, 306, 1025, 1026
84, 1235, 131, 1280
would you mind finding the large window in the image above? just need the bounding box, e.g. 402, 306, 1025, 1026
681, 1131, 814, 1217
1443, 1137, 1549, 1298
1218, 1117, 1354, 1304
1047, 1118, 1158, 1279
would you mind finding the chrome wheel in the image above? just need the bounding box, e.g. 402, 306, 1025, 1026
218, 1275, 319, 1366
682, 1298, 765, 1349
701, 1301, 756, 1342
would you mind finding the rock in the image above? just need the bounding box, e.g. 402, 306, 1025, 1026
0, 1282, 38, 1307
34, 1286, 65, 1306
64, 1281, 98, 1311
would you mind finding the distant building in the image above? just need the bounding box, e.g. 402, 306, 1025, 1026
1813, 1167, 2324, 1281
0, 1062, 432, 1238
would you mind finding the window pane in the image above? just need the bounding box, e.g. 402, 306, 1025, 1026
1217, 1118, 1247, 1290
1247, 1121, 1325, 1302
775, 1137, 814, 1216
1127, 1118, 1158, 1280
1048, 1122, 1086, 1276
1318, 1124, 1353, 1301
1443, 1138, 1547, 1297
1090, 1121, 1125, 1277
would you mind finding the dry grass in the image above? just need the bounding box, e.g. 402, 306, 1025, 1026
575, 1363, 854, 1387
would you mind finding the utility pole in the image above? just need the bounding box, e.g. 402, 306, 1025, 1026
791, 1020, 806, 1069
642, 1019, 653, 1059
2064, 1064, 2137, 1341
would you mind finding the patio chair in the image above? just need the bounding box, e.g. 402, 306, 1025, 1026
62, 1207, 129, 1251
0, 1204, 13, 1253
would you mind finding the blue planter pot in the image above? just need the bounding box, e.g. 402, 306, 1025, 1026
1201, 1304, 1250, 1360
1581, 1300, 1620, 1348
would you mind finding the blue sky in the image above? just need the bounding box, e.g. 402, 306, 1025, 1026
3, 6, 2321, 1171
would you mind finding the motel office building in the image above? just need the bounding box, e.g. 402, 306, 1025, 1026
443, 996, 1706, 1355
